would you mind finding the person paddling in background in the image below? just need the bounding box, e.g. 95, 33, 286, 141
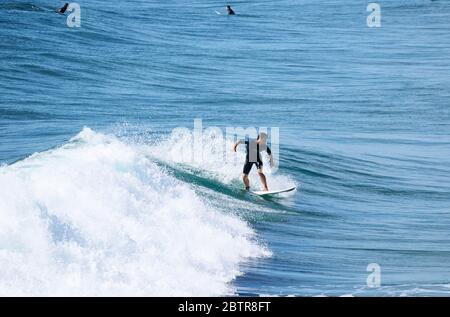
57, 3, 69, 14
233, 132, 273, 192
226, 5, 235, 15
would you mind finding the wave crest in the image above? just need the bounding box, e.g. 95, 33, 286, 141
0, 127, 269, 296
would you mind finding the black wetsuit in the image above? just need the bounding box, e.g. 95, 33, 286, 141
58, 3, 69, 14
227, 7, 235, 15
242, 138, 271, 175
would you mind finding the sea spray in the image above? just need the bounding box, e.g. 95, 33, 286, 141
0, 128, 270, 296
149, 126, 296, 191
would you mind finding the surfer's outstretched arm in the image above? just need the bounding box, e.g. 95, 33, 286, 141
267, 146, 273, 167
232, 139, 242, 152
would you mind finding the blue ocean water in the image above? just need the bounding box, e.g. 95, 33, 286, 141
1, 0, 450, 296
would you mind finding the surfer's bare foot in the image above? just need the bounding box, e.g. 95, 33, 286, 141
263, 187, 269, 192
244, 186, 250, 191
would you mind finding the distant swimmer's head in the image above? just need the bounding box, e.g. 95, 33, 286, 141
257, 132, 268, 144
58, 3, 69, 14
226, 5, 235, 15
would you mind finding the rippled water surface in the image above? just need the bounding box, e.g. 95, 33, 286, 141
1, 0, 450, 296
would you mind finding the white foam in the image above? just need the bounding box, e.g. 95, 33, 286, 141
149, 128, 297, 192
0, 127, 270, 296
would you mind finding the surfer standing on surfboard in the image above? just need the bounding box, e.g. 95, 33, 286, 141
233, 132, 273, 192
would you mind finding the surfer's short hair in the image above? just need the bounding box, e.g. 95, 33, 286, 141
258, 132, 268, 142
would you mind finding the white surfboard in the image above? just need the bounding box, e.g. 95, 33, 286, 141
252, 186, 296, 196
